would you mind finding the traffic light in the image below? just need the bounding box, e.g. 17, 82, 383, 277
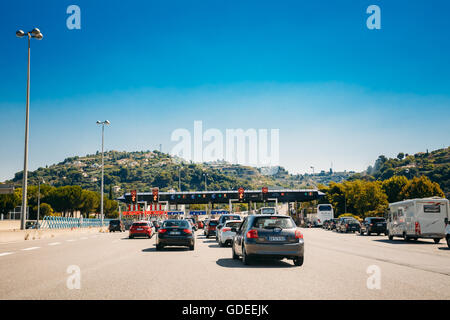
152, 188, 159, 203
131, 190, 137, 204
238, 187, 244, 201
262, 187, 268, 201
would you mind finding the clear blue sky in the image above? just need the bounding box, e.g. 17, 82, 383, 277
1, 0, 449, 181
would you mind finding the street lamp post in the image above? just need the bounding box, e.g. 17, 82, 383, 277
203, 173, 208, 191
16, 28, 43, 230
96, 120, 110, 226
37, 178, 44, 229
178, 166, 182, 191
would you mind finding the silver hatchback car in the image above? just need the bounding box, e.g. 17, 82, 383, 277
232, 214, 304, 266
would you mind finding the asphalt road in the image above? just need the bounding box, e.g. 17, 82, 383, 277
0, 227, 449, 299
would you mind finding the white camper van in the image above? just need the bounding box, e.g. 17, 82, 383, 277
386, 197, 449, 243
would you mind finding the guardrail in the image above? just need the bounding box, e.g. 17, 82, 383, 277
40, 216, 112, 229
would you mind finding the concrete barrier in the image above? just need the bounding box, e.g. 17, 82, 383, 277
0, 220, 21, 230
0, 226, 109, 243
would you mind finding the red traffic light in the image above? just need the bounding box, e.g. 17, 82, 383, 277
152, 188, 159, 202
262, 187, 268, 194
131, 190, 137, 203
238, 187, 244, 200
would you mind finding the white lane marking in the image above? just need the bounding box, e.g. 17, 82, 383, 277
66, 239, 76, 242
0, 252, 14, 257
48, 242, 61, 246
80, 237, 88, 240
21, 247, 40, 251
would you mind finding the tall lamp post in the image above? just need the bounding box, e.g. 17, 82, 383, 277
178, 166, 183, 191
203, 173, 208, 191
37, 178, 45, 229
16, 28, 44, 230
96, 120, 110, 226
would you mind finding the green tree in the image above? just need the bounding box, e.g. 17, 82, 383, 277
400, 176, 445, 199
382, 175, 409, 203
0, 189, 21, 216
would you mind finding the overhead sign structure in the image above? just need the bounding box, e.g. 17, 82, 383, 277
189, 211, 207, 215
211, 210, 229, 215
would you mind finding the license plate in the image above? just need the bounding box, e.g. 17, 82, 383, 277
377, 223, 383, 226
137, 228, 143, 231
269, 236, 286, 241
170, 231, 181, 235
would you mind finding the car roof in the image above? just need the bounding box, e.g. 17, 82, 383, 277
224, 219, 242, 224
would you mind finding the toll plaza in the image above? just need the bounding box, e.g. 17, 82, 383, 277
117, 189, 325, 221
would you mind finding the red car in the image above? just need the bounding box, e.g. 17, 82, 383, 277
129, 221, 153, 239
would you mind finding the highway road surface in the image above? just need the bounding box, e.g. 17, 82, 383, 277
0, 228, 449, 299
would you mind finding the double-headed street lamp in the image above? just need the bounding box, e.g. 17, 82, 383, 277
96, 120, 110, 226
16, 28, 44, 230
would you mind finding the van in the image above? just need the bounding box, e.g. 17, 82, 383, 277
386, 197, 449, 243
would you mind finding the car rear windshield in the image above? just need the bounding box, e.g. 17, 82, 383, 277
110, 220, 120, 225
132, 223, 148, 227
252, 217, 296, 229
225, 221, 242, 228
223, 215, 241, 221
318, 205, 332, 211
209, 220, 218, 226
162, 220, 189, 228
369, 218, 385, 223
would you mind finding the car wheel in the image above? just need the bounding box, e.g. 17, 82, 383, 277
206, 235, 209, 238
377, 233, 380, 236
360, 229, 364, 235
156, 244, 163, 251
433, 238, 440, 244
403, 233, 410, 241
293, 256, 304, 266
446, 236, 450, 248
242, 246, 252, 265
367, 231, 371, 236
388, 234, 394, 240
232, 244, 239, 260
129, 235, 133, 239
189, 244, 195, 251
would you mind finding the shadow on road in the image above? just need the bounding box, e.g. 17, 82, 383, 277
438, 247, 450, 251
208, 244, 231, 248
121, 237, 153, 241
142, 246, 189, 252
216, 258, 295, 269
373, 239, 436, 245
202, 240, 217, 243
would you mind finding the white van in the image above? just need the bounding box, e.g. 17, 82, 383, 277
386, 197, 449, 243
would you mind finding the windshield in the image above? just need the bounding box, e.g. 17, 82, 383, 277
260, 208, 276, 214
318, 205, 332, 211
209, 220, 218, 226
222, 215, 241, 221
132, 222, 148, 227
224, 221, 242, 228
162, 220, 190, 228
252, 216, 296, 229
369, 218, 385, 223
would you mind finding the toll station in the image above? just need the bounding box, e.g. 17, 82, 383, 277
116, 189, 325, 219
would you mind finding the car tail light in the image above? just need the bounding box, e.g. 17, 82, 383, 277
346, 224, 349, 228
222, 228, 231, 232
295, 230, 303, 239
183, 229, 192, 234
158, 229, 167, 234
415, 222, 421, 235
246, 229, 258, 239
370, 223, 373, 226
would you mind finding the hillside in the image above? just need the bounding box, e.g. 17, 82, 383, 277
5, 151, 299, 197
351, 146, 450, 197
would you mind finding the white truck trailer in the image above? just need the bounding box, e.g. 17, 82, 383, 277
386, 197, 449, 243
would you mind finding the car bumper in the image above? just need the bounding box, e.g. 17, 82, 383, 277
158, 237, 194, 246
220, 232, 235, 242
245, 240, 304, 258
130, 231, 151, 237
368, 227, 386, 233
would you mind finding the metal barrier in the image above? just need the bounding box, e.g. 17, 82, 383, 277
40, 216, 112, 229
